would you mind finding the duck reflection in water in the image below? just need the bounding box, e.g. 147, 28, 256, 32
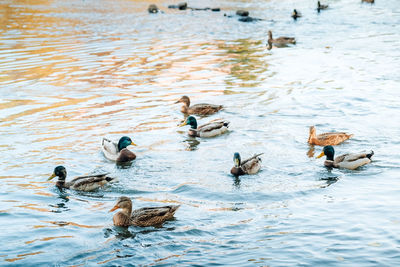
184, 138, 200, 151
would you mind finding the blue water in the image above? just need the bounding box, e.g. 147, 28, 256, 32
0, 0, 399, 265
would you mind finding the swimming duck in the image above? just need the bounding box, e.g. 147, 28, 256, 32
291, 9, 302, 20
179, 116, 230, 138
361, 0, 374, 3
308, 126, 353, 146
317, 145, 374, 170
48, 166, 116, 191
267, 30, 296, 50
109, 196, 180, 227
101, 136, 137, 163
317, 1, 328, 12
175, 95, 223, 116
230, 152, 263, 176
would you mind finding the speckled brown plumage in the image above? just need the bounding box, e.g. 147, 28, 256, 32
175, 96, 223, 116
308, 126, 353, 146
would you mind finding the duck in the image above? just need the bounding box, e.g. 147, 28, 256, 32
308, 126, 353, 146
291, 9, 302, 20
109, 196, 180, 227
316, 145, 374, 170
230, 152, 263, 176
175, 95, 223, 116
101, 136, 137, 163
317, 1, 328, 12
48, 166, 116, 191
361, 0, 374, 3
179, 116, 230, 138
267, 30, 296, 50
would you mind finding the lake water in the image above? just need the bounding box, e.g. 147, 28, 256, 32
0, 0, 399, 265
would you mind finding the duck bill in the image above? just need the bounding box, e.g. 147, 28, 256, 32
174, 100, 181, 104
178, 121, 187, 127
316, 151, 325, 158
130, 141, 137, 146
109, 205, 119, 212
234, 158, 240, 167
48, 173, 56, 181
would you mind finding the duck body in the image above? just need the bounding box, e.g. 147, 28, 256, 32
110, 197, 180, 227
317, 146, 374, 170
231, 152, 263, 176
48, 166, 116, 192
308, 126, 353, 146
361, 0, 374, 3
317, 1, 328, 12
267, 30, 296, 50
102, 136, 137, 163
175, 96, 223, 116
292, 9, 302, 20
180, 116, 229, 138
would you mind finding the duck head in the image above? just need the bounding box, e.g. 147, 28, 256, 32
48, 165, 67, 181
179, 116, 198, 129
233, 152, 241, 167
109, 196, 132, 215
118, 136, 136, 152
175, 96, 190, 107
317, 145, 335, 161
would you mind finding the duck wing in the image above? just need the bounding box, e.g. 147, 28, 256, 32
198, 120, 230, 131
102, 137, 119, 161
189, 103, 223, 115
131, 205, 180, 227
68, 173, 115, 191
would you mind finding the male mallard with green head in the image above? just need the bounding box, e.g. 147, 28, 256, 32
231, 152, 263, 176
292, 9, 302, 20
48, 166, 116, 191
102, 136, 137, 163
175, 95, 223, 116
179, 116, 229, 138
317, 145, 374, 170
109, 196, 180, 227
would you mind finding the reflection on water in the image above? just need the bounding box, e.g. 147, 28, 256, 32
1, 0, 400, 265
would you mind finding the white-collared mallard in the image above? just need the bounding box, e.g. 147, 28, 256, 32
179, 116, 229, 138
109, 196, 180, 227
102, 136, 137, 163
292, 9, 302, 20
317, 145, 374, 170
308, 126, 353, 146
175, 95, 223, 116
48, 166, 116, 191
267, 30, 296, 50
231, 152, 263, 176
317, 1, 328, 12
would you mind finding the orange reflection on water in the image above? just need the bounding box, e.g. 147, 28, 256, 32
4, 251, 44, 262
25, 235, 74, 244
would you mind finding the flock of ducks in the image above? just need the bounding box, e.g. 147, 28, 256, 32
47, 0, 376, 228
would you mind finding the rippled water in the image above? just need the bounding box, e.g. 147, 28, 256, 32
1, 0, 399, 265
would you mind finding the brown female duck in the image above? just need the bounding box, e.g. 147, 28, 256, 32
48, 166, 116, 191
308, 126, 353, 146
109, 196, 180, 227
267, 30, 296, 50
317, 1, 329, 12
175, 95, 223, 116
102, 136, 137, 163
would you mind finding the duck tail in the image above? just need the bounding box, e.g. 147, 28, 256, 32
169, 205, 180, 214
106, 176, 117, 182
366, 151, 374, 159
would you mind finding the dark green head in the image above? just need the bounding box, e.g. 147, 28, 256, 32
180, 116, 198, 129
233, 152, 241, 167
317, 145, 335, 161
48, 165, 67, 181
118, 136, 136, 151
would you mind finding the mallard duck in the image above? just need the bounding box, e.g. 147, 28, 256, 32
362, 0, 374, 3
267, 30, 296, 50
308, 126, 353, 146
179, 116, 229, 138
230, 152, 263, 176
292, 9, 302, 20
101, 136, 137, 163
48, 166, 116, 191
317, 1, 328, 12
109, 196, 180, 227
175, 95, 223, 116
148, 4, 159, 13
317, 145, 374, 170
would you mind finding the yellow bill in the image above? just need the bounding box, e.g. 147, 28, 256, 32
179, 121, 187, 127
130, 141, 137, 146
316, 151, 325, 158
48, 173, 56, 181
